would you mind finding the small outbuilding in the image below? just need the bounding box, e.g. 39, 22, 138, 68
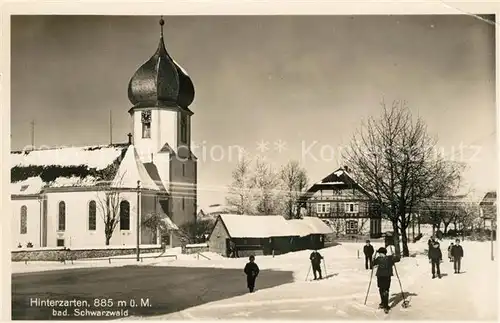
208, 214, 299, 257
288, 217, 333, 250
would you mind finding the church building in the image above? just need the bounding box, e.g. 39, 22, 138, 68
10, 18, 197, 249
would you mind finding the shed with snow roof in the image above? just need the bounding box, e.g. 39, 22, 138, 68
208, 214, 300, 257
288, 217, 333, 250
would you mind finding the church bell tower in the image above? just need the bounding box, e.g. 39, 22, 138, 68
127, 17, 195, 162
126, 17, 197, 235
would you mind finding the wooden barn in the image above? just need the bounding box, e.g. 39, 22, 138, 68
288, 217, 333, 250
207, 214, 299, 257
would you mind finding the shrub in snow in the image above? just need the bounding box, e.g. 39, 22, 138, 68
26, 242, 33, 248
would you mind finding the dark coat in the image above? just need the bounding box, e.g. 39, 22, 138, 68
244, 262, 260, 277
373, 254, 400, 277
428, 241, 442, 260
310, 251, 323, 266
363, 244, 374, 256
451, 245, 464, 258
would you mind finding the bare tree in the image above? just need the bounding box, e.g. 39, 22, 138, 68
225, 155, 255, 215
252, 157, 281, 215
280, 160, 309, 219
96, 189, 122, 245
343, 100, 463, 257
176, 218, 215, 245
325, 218, 345, 237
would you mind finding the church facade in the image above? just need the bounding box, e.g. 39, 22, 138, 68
10, 18, 197, 249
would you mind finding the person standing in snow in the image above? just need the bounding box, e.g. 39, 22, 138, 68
447, 242, 454, 262
373, 247, 400, 312
428, 236, 442, 279
244, 255, 260, 293
363, 240, 375, 270
309, 249, 323, 280
451, 239, 464, 274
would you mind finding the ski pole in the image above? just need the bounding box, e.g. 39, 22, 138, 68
364, 265, 375, 305
323, 259, 328, 277
393, 263, 408, 307
364, 252, 377, 305
305, 264, 311, 281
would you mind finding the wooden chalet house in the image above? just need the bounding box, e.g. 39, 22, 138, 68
480, 191, 497, 230
297, 166, 382, 238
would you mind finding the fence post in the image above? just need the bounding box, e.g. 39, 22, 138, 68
357, 249, 359, 259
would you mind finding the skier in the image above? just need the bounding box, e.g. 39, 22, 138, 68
363, 240, 375, 270
244, 255, 260, 293
309, 249, 323, 280
428, 236, 442, 279
447, 242, 454, 262
373, 247, 400, 313
451, 238, 464, 274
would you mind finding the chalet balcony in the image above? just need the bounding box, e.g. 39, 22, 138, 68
306, 195, 372, 202
306, 210, 376, 219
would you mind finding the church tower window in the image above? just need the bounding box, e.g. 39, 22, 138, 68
120, 200, 130, 230
180, 114, 187, 143
20, 205, 27, 234
141, 110, 152, 139
58, 201, 66, 231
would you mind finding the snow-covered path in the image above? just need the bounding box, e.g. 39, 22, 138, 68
129, 239, 497, 320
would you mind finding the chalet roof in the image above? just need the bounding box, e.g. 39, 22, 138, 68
217, 214, 298, 238
288, 217, 333, 237
298, 167, 370, 202
480, 191, 497, 206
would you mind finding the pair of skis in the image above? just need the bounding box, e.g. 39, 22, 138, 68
305, 259, 328, 281
364, 253, 410, 312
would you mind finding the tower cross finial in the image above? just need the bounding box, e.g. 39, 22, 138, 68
159, 16, 165, 37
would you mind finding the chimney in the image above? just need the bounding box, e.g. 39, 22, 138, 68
127, 133, 133, 145
344, 166, 349, 172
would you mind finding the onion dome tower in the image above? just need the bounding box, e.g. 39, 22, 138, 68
128, 17, 195, 110
127, 17, 195, 160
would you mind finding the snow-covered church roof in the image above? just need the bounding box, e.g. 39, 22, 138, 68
11, 143, 164, 195
111, 145, 161, 190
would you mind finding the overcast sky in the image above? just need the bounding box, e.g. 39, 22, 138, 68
11, 15, 496, 207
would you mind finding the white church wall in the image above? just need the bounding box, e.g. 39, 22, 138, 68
11, 198, 41, 249
158, 109, 178, 152
45, 190, 139, 248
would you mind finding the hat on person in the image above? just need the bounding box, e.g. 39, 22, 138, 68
377, 247, 387, 254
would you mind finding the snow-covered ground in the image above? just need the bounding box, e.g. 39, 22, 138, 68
133, 238, 497, 320
12, 232, 498, 320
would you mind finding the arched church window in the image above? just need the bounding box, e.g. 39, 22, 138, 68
58, 201, 66, 231
120, 200, 130, 230
88, 200, 97, 231
180, 114, 187, 143
20, 205, 27, 234
141, 110, 151, 139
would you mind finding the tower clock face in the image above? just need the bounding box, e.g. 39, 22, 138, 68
141, 110, 152, 123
